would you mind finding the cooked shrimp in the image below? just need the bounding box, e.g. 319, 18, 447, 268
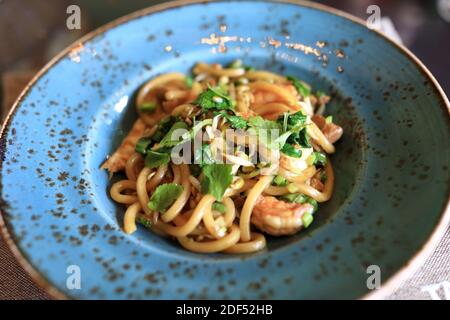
101, 119, 146, 174
311, 115, 343, 144
251, 196, 314, 236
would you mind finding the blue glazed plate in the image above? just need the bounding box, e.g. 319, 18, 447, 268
1, 0, 449, 299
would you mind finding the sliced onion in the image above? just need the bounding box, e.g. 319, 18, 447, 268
224, 154, 254, 167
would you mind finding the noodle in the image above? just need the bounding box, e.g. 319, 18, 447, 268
137, 167, 153, 216
239, 175, 273, 242
124, 202, 141, 234
252, 102, 292, 116
245, 70, 286, 83
104, 61, 343, 254
161, 164, 191, 222
177, 224, 241, 253
249, 81, 298, 106
125, 152, 144, 181
110, 180, 138, 204
223, 232, 266, 253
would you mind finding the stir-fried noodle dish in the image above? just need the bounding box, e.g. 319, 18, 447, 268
102, 61, 343, 254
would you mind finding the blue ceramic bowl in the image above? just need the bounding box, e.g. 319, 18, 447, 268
1, 0, 449, 299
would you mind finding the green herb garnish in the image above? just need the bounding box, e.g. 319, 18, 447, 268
288, 127, 311, 148
307, 198, 318, 212
248, 116, 282, 149
273, 175, 288, 187
195, 86, 234, 111
280, 193, 309, 204
280, 193, 318, 214
135, 137, 153, 155
139, 102, 157, 113
302, 212, 314, 228
194, 144, 215, 166
277, 111, 307, 130
148, 183, 183, 213
281, 143, 302, 158
144, 150, 170, 168
320, 171, 328, 183
228, 60, 243, 69
216, 111, 248, 129
137, 217, 152, 228
158, 121, 189, 148
200, 164, 233, 200
276, 111, 309, 153
185, 76, 193, 89
151, 116, 180, 143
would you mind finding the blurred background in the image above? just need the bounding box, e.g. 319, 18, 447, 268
1, 0, 449, 119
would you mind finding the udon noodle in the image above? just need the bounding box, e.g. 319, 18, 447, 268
102, 61, 343, 253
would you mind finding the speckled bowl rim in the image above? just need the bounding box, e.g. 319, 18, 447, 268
0, 0, 449, 300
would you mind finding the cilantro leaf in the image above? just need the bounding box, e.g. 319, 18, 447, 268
200, 164, 233, 200
286, 75, 311, 97
295, 128, 311, 148
182, 119, 212, 142
148, 183, 183, 213
195, 86, 234, 111
158, 121, 188, 148
283, 126, 310, 148
274, 111, 310, 154
277, 111, 307, 130
248, 116, 283, 149
151, 116, 180, 143
281, 143, 302, 158
248, 116, 281, 131
144, 150, 170, 168
135, 137, 153, 155
194, 143, 215, 166
215, 111, 248, 129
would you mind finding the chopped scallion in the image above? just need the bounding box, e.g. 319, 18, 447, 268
137, 217, 152, 228
139, 102, 157, 113
273, 175, 288, 187
185, 76, 193, 88
229, 60, 243, 69
302, 212, 314, 228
